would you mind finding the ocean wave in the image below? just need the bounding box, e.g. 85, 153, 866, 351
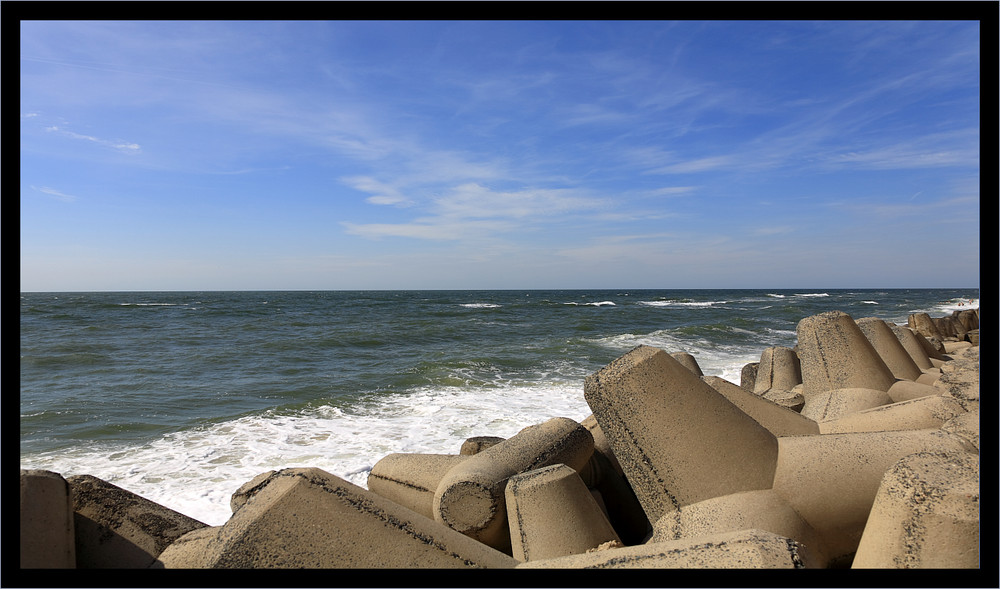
638, 300, 722, 308
563, 301, 616, 306
459, 303, 502, 308
793, 293, 830, 298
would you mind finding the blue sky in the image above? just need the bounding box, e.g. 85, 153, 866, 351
20, 20, 981, 291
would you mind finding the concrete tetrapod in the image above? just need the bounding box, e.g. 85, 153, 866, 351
753, 346, 802, 395
855, 317, 924, 382
20, 470, 76, 568
583, 345, 778, 524
367, 453, 471, 519
505, 464, 621, 562
852, 451, 980, 568
649, 488, 830, 568
770, 428, 972, 564
67, 474, 207, 569
701, 375, 819, 437
154, 467, 517, 568
431, 417, 595, 553
517, 528, 810, 569
816, 395, 968, 434
889, 324, 936, 371
796, 311, 896, 396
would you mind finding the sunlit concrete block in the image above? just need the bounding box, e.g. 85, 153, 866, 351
584, 346, 778, 524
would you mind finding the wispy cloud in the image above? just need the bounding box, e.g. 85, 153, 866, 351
31, 185, 78, 202
45, 125, 140, 154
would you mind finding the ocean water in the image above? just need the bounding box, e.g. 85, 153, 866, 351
19, 288, 979, 526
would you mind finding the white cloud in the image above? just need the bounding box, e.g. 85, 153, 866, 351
342, 175, 411, 206
45, 125, 141, 154
31, 185, 77, 202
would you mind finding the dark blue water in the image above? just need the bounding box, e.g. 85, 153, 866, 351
19, 288, 978, 524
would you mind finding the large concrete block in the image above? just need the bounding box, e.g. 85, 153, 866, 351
460, 436, 505, 455
669, 351, 703, 376
817, 395, 967, 434
155, 467, 517, 568
702, 375, 819, 437
856, 317, 923, 382
20, 470, 76, 568
67, 474, 206, 569
584, 346, 778, 524
770, 429, 971, 562
367, 453, 470, 519
933, 365, 979, 412
740, 361, 759, 392
908, 312, 945, 342
753, 346, 802, 394
432, 417, 594, 553
941, 412, 979, 452
505, 464, 621, 562
649, 489, 830, 568
888, 324, 935, 370
796, 311, 896, 395
800, 387, 893, 422
887, 379, 942, 403
853, 451, 979, 568
516, 529, 810, 569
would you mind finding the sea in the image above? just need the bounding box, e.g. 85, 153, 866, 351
19, 288, 979, 526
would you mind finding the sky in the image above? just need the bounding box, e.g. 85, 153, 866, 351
19, 19, 982, 291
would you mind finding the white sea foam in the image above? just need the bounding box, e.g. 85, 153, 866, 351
592, 330, 758, 385
21, 380, 592, 527
459, 303, 502, 308
794, 293, 829, 298
637, 300, 722, 308
564, 301, 616, 306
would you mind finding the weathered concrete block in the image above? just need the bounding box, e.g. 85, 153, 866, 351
933, 364, 979, 412
889, 324, 935, 370
584, 346, 778, 524
943, 340, 973, 354
800, 387, 893, 422
432, 417, 594, 553
761, 388, 805, 412
701, 375, 819, 437
505, 464, 621, 562
954, 308, 979, 331
770, 429, 971, 562
67, 474, 206, 569
908, 312, 945, 342
817, 395, 967, 434
368, 453, 470, 519
852, 451, 979, 568
940, 412, 979, 452
649, 489, 830, 568
516, 528, 810, 569
669, 351, 703, 376
740, 361, 759, 392
887, 379, 941, 403
231, 470, 276, 513
856, 317, 923, 382
460, 436, 505, 455
753, 346, 802, 394
20, 469, 76, 568
933, 316, 961, 340
796, 311, 896, 395
155, 467, 517, 568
